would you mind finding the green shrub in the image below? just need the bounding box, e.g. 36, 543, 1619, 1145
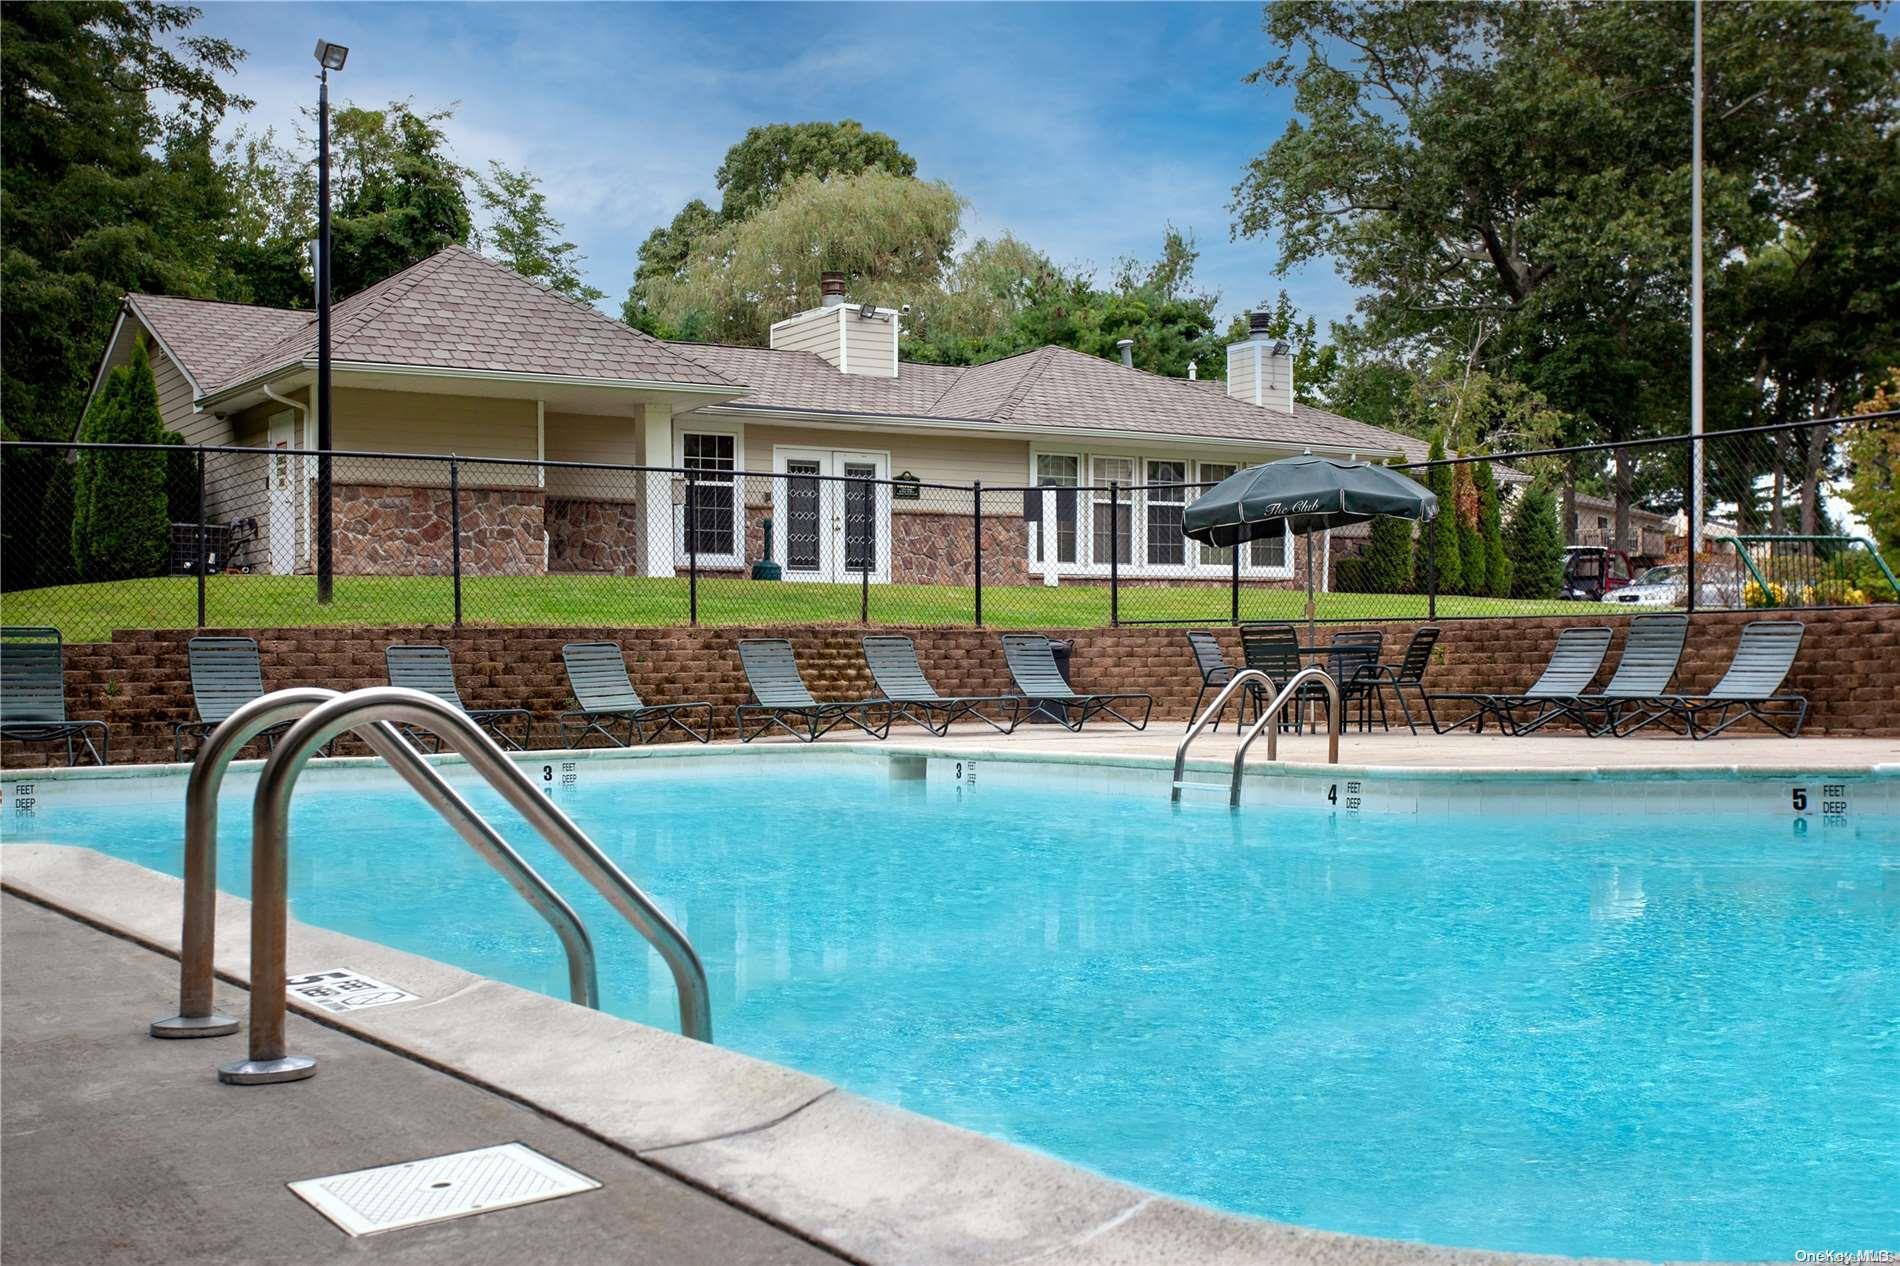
1473, 460, 1510, 597
1415, 431, 1461, 594
71, 341, 172, 581
1334, 556, 1369, 592
1454, 463, 1484, 595
1506, 480, 1565, 599
1362, 513, 1414, 593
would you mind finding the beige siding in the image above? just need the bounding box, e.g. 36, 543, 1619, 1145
840, 311, 897, 377
329, 387, 538, 488
768, 307, 842, 368
151, 346, 233, 445
1225, 341, 1258, 406
739, 423, 1027, 513
543, 410, 640, 500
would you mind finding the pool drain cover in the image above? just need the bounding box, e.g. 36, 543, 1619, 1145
289, 1143, 599, 1236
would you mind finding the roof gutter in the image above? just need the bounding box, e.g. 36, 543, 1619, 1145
261, 382, 308, 434
694, 402, 1380, 460
200, 359, 749, 411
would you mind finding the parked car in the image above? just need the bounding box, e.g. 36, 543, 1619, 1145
1561, 546, 1635, 601
1602, 563, 1735, 608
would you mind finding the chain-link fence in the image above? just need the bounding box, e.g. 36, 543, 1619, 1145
3, 415, 1894, 642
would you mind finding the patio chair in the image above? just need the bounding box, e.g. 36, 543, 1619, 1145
1317, 631, 1385, 732
1185, 631, 1246, 732
1615, 620, 1809, 739
0, 627, 108, 766
557, 641, 713, 747
1515, 613, 1689, 737
1238, 622, 1304, 731
1424, 626, 1613, 735
175, 636, 282, 761
1353, 626, 1440, 735
384, 644, 534, 751
736, 639, 892, 743
862, 635, 1026, 736
1000, 634, 1152, 732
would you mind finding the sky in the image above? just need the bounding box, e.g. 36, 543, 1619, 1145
189, 2, 1338, 328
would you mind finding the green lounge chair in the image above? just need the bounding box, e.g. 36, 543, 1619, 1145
557, 641, 713, 746
176, 636, 280, 761
862, 635, 1026, 736
1515, 613, 1690, 737
1425, 626, 1613, 735
1617, 620, 1809, 739
1001, 634, 1152, 731
1, 627, 108, 766
736, 639, 892, 743
1354, 625, 1440, 735
384, 644, 533, 751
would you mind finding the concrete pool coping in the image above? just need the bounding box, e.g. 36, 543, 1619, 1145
1, 843, 1644, 1266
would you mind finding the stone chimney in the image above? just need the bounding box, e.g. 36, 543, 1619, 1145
768, 270, 900, 377
1225, 310, 1294, 412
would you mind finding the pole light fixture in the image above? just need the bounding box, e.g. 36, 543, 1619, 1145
314, 39, 348, 71
312, 38, 346, 603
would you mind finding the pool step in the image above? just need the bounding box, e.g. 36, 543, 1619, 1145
1171, 780, 1230, 795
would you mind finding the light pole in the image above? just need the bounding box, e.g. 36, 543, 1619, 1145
313, 38, 347, 603
1688, 1, 1704, 604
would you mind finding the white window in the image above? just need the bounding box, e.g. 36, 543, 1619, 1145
679, 431, 740, 566
1090, 456, 1134, 567
1034, 453, 1079, 565
1145, 459, 1188, 567
1197, 462, 1238, 566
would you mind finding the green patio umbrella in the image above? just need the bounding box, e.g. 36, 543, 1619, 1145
1183, 453, 1437, 640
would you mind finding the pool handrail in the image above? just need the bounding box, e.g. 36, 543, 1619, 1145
219, 686, 711, 1086
1229, 667, 1341, 807
1171, 668, 1274, 803
153, 686, 600, 1040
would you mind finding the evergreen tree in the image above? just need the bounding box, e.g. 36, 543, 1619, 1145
71, 342, 172, 581
1361, 456, 1416, 593
1473, 459, 1511, 596
1415, 431, 1461, 594
1505, 479, 1566, 599
1454, 463, 1485, 595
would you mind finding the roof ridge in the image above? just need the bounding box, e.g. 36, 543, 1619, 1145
993, 346, 1056, 423
329, 248, 458, 348
130, 292, 304, 316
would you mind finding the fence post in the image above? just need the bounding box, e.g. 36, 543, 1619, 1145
1684, 435, 1698, 616
860, 479, 870, 624
1230, 541, 1240, 626
449, 456, 463, 626
687, 470, 698, 626
1109, 481, 1120, 628
1426, 516, 1438, 622
195, 446, 208, 628
972, 481, 983, 627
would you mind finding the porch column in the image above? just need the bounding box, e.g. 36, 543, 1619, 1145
639, 402, 674, 578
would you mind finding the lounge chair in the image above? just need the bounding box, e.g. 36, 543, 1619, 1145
0, 627, 108, 766
736, 639, 892, 743
1424, 626, 1613, 735
384, 644, 533, 751
1185, 631, 1245, 731
1354, 626, 1440, 735
863, 634, 1026, 735
175, 636, 279, 761
1000, 634, 1152, 732
557, 641, 713, 746
1513, 613, 1689, 737
1615, 620, 1809, 739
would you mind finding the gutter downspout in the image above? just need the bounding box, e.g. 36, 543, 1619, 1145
261, 384, 309, 441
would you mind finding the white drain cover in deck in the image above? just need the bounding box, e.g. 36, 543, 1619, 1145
289, 1143, 599, 1236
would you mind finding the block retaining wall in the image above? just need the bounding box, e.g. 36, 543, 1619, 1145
3, 607, 1893, 767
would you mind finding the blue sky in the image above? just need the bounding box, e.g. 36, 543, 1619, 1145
195, 2, 1900, 333
194, 2, 1330, 326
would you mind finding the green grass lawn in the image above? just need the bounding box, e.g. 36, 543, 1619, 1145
0, 573, 1587, 643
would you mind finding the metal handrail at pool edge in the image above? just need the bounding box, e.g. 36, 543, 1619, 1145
1229, 668, 1341, 808
153, 687, 601, 1040
210, 688, 713, 1085
1171, 668, 1274, 803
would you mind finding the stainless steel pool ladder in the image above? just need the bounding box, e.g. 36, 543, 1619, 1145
147, 686, 712, 1085
1227, 668, 1341, 807
1172, 669, 1273, 802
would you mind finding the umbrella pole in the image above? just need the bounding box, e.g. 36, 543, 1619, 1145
1305, 532, 1317, 644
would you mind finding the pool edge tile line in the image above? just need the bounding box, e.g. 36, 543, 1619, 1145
0, 842, 1668, 1266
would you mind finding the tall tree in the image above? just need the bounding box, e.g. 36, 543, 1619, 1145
714, 120, 916, 222
1415, 431, 1462, 594
1, 0, 248, 445
476, 161, 604, 303
70, 341, 173, 581
327, 101, 473, 296
1505, 479, 1566, 599
623, 199, 720, 334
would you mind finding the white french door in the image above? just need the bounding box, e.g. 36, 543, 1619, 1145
771, 448, 890, 583
266, 411, 306, 575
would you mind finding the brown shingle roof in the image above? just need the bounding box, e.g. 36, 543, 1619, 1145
141, 247, 739, 397
124, 294, 310, 393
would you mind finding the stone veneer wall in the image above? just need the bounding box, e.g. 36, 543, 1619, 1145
547, 498, 640, 574
334, 484, 546, 577
5, 607, 1895, 766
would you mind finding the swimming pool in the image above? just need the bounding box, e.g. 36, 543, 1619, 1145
6, 750, 1896, 1261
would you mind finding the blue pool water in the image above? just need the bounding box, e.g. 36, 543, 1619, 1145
9, 756, 1897, 1260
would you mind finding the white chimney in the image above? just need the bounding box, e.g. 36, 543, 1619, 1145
768, 270, 900, 377
1226, 310, 1294, 412
1116, 338, 1134, 368
1187, 359, 1198, 380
